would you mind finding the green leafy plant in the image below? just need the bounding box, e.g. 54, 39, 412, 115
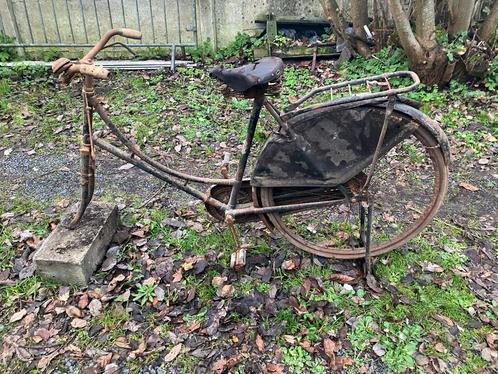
281, 346, 325, 374
379, 322, 423, 372
0, 32, 18, 62
484, 55, 498, 92
215, 32, 254, 60
132, 283, 156, 306
436, 30, 467, 62
188, 40, 214, 63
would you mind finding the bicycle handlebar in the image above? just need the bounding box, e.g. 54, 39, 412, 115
79, 64, 109, 79
52, 28, 141, 83
82, 28, 142, 62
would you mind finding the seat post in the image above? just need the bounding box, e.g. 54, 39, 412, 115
227, 94, 265, 209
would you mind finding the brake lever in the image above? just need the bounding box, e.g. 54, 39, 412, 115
101, 42, 137, 57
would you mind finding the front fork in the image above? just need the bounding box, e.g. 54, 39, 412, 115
68, 77, 96, 228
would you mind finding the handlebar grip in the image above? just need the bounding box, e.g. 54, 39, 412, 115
119, 28, 142, 40
79, 64, 110, 79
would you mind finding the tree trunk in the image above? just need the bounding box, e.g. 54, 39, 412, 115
319, 0, 348, 42
351, 0, 371, 57
387, 0, 424, 61
478, 0, 498, 43
414, 0, 438, 49
388, 0, 449, 85
447, 0, 475, 39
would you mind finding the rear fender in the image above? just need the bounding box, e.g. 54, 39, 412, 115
376, 102, 450, 165
251, 102, 450, 188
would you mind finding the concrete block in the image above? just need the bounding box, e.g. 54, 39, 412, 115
34, 201, 118, 286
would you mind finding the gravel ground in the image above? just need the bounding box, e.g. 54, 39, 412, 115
0, 149, 193, 207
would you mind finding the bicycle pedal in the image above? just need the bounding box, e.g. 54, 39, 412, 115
230, 248, 247, 270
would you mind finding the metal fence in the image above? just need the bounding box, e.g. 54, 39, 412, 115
0, 0, 197, 65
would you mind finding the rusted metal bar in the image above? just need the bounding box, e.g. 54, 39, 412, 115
226, 198, 345, 217
228, 95, 265, 208
283, 71, 420, 114
93, 137, 226, 211
263, 99, 286, 128
362, 95, 396, 190
90, 97, 235, 186
69, 77, 96, 228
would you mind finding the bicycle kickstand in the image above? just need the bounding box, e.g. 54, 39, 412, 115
226, 215, 246, 270
360, 199, 374, 277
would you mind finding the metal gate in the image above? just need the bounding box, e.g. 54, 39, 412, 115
0, 0, 197, 66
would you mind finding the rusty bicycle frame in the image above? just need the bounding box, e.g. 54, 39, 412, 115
53, 28, 432, 271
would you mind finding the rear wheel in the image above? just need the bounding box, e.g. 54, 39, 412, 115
259, 126, 448, 259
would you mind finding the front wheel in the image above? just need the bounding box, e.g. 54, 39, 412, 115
259, 126, 449, 259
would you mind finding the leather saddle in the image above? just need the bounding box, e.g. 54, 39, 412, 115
210, 57, 284, 93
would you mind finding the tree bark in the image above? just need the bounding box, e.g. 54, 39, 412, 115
447, 0, 475, 39
351, 0, 371, 57
414, 0, 437, 49
478, 0, 498, 43
319, 0, 348, 42
388, 0, 449, 85
387, 0, 424, 61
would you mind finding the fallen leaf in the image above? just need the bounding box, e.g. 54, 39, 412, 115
459, 182, 479, 192
37, 350, 60, 371
115, 336, 131, 349
118, 163, 134, 170
434, 342, 447, 353
172, 268, 183, 283
10, 308, 27, 323
328, 273, 355, 283
78, 294, 89, 309
70, 318, 87, 328
323, 338, 336, 359
283, 335, 296, 344
481, 347, 498, 362
281, 260, 296, 271
88, 299, 102, 317
486, 333, 497, 349
255, 334, 265, 352
373, 342, 386, 357
66, 305, 82, 318
34, 328, 54, 341
266, 363, 285, 374
217, 284, 234, 298
415, 353, 429, 366
164, 343, 182, 362
212, 276, 226, 287
104, 363, 119, 374
421, 261, 444, 273
212, 357, 228, 373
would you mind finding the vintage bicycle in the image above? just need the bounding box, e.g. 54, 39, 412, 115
52, 28, 449, 273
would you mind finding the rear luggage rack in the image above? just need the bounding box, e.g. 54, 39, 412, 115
282, 71, 420, 120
